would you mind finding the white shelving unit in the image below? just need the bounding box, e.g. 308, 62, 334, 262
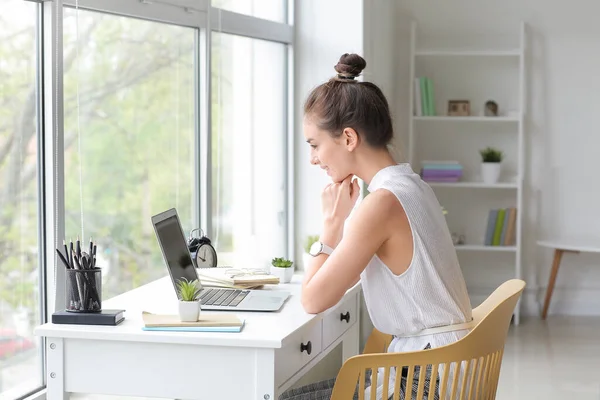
408, 21, 527, 324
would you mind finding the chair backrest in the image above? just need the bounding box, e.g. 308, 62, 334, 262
331, 279, 525, 400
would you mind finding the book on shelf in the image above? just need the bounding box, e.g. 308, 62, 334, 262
420, 160, 463, 182
414, 77, 436, 116
484, 207, 517, 246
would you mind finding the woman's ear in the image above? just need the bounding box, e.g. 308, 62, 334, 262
342, 127, 359, 151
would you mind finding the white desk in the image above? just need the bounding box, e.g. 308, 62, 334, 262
538, 238, 600, 319
35, 274, 361, 400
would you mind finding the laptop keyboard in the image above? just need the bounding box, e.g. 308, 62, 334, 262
200, 288, 249, 307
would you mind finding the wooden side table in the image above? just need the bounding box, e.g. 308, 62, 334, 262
537, 239, 600, 319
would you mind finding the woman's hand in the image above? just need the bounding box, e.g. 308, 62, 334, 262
321, 175, 360, 228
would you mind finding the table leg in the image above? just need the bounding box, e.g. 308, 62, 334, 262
542, 249, 563, 319
541, 248, 581, 319
46, 338, 69, 400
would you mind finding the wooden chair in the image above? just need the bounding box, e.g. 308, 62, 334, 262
330, 279, 526, 400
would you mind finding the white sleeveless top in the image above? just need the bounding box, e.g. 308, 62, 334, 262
358, 163, 472, 399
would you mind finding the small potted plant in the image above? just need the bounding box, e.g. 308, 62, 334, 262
479, 146, 504, 184
302, 235, 319, 270
270, 257, 294, 283
176, 277, 202, 322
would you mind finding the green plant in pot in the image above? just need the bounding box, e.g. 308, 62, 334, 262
479, 146, 504, 184
302, 235, 319, 270
270, 257, 294, 283
176, 277, 202, 322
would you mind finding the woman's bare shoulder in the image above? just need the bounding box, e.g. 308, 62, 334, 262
351, 188, 406, 231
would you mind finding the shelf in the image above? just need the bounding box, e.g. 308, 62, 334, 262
413, 116, 520, 122
455, 245, 517, 252
415, 49, 521, 57
427, 182, 518, 189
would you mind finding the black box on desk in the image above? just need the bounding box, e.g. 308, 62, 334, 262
52, 309, 125, 326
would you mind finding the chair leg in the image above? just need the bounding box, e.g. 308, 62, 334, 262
541, 249, 564, 319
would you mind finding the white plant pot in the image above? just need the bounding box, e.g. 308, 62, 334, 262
270, 265, 294, 283
302, 252, 312, 271
481, 162, 501, 184
178, 300, 200, 322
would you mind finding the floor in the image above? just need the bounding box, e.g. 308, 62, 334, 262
68, 315, 600, 400
497, 315, 600, 399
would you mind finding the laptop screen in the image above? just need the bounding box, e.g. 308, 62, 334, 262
152, 209, 199, 297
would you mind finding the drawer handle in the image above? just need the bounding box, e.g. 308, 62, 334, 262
340, 311, 351, 323
300, 341, 312, 355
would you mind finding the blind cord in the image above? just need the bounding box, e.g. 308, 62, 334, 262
75, 0, 84, 242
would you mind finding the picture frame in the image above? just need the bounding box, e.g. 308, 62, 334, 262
447, 100, 470, 116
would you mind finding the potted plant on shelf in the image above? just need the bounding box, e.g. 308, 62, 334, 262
270, 257, 294, 283
479, 146, 504, 184
303, 235, 319, 270
176, 277, 202, 322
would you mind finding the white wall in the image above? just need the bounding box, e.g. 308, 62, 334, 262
292, 0, 364, 386
398, 0, 600, 316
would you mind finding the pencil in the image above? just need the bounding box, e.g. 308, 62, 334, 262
69, 239, 74, 271
76, 236, 81, 262
63, 240, 70, 269
89, 238, 93, 263
55, 248, 70, 269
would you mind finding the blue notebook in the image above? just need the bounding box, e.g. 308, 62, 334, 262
141, 311, 245, 333
142, 322, 244, 333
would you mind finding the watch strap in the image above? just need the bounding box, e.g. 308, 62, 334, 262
320, 243, 334, 255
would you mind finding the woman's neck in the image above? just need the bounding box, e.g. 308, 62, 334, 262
354, 148, 397, 185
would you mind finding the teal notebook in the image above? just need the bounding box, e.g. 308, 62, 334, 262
141, 311, 245, 333
142, 322, 245, 333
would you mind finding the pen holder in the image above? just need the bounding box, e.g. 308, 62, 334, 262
66, 268, 102, 312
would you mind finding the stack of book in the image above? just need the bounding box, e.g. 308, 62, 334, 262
196, 267, 280, 290
141, 311, 245, 332
420, 161, 463, 182
484, 207, 517, 246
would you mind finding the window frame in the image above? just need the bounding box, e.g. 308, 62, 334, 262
11, 2, 294, 398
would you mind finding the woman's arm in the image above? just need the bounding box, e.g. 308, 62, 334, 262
301, 188, 399, 314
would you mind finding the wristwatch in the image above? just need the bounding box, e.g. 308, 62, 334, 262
309, 241, 334, 257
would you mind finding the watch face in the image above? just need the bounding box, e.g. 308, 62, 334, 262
196, 243, 217, 268
309, 241, 322, 256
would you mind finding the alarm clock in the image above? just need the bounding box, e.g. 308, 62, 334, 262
188, 229, 218, 268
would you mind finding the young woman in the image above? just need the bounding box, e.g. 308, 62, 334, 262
279, 54, 473, 400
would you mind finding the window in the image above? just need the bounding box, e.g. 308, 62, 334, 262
0, 1, 44, 398
211, 32, 288, 268
62, 9, 197, 300
212, 0, 287, 23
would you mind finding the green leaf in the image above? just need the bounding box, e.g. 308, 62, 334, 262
479, 146, 504, 162
271, 257, 293, 268
176, 278, 202, 301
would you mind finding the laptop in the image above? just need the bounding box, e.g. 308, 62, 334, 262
151, 208, 290, 312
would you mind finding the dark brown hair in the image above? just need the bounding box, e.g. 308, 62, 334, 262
303, 53, 393, 149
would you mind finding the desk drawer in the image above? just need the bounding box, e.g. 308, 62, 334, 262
275, 320, 323, 387
322, 293, 357, 349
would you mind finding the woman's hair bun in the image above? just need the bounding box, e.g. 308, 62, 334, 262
334, 53, 366, 79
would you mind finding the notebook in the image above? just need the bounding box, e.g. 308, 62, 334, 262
141, 311, 245, 332
52, 309, 125, 326
196, 267, 280, 289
